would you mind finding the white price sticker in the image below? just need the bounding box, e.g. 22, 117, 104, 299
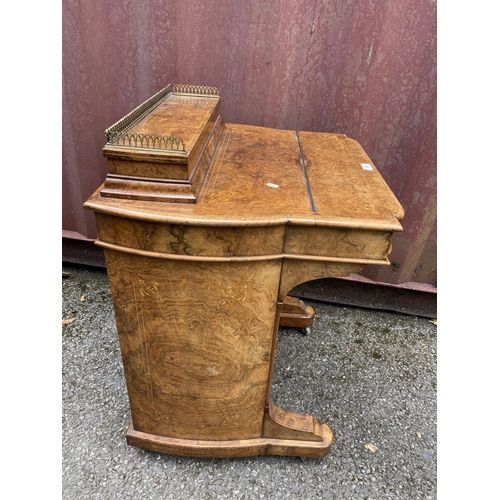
361, 163, 373, 170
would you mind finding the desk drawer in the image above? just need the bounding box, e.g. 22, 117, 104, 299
284, 226, 393, 261
95, 213, 286, 257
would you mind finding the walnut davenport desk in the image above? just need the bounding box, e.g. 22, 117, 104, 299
84, 84, 404, 459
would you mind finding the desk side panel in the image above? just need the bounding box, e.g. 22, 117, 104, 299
103, 248, 281, 441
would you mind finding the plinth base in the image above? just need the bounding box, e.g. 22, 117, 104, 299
125, 409, 334, 459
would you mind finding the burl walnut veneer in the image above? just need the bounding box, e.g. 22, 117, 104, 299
84, 84, 404, 458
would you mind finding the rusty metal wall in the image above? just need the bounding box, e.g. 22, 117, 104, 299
63, 0, 436, 288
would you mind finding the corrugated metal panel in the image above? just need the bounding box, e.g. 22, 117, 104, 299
63, 0, 436, 288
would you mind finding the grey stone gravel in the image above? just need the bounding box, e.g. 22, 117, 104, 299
62, 264, 437, 499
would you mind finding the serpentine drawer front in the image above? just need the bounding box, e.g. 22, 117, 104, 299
84, 84, 403, 458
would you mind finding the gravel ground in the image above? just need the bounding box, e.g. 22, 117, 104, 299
62, 264, 437, 499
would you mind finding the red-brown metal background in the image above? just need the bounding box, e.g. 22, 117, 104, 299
63, 0, 436, 290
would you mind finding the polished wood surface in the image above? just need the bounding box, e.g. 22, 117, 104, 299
93, 121, 403, 229
84, 84, 404, 458
104, 249, 280, 441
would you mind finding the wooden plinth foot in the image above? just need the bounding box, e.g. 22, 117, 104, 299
125, 404, 333, 459
279, 296, 315, 329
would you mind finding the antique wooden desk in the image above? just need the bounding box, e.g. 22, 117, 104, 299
84, 84, 404, 458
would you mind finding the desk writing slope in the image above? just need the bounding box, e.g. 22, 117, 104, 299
84, 84, 404, 458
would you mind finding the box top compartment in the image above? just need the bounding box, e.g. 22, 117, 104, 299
100, 84, 223, 203
104, 84, 220, 161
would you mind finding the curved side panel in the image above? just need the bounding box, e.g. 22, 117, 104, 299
104, 248, 282, 441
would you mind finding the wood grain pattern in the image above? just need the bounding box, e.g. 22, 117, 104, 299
100, 177, 197, 203
128, 95, 218, 152
107, 159, 190, 180
94, 214, 287, 257
84, 86, 404, 458
105, 248, 281, 441
298, 132, 405, 221
284, 226, 393, 261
